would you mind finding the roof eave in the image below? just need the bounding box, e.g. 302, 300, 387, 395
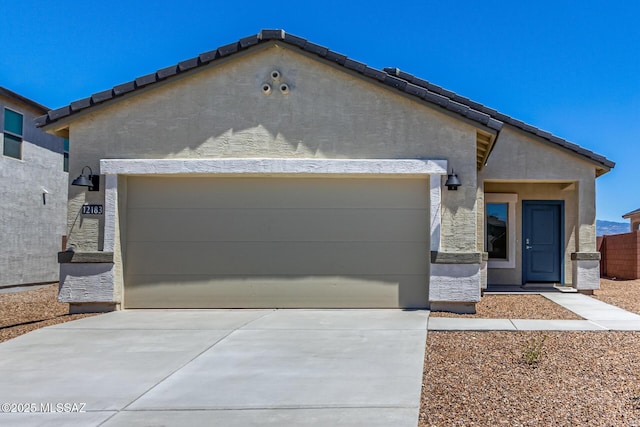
34, 29, 615, 173
383, 68, 615, 171
622, 209, 640, 218
36, 30, 502, 134
0, 87, 50, 114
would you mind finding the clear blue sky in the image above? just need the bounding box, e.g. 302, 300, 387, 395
2, 0, 638, 222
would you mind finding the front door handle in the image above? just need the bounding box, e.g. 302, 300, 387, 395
526, 245, 533, 250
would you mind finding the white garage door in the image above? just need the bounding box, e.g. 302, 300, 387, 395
124, 176, 429, 308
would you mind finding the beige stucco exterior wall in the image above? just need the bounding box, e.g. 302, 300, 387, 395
480, 126, 600, 285
63, 43, 480, 260
481, 126, 597, 185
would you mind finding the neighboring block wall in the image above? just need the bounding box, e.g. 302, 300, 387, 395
598, 232, 640, 279
0, 96, 67, 286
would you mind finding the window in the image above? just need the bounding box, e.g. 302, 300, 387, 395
487, 203, 508, 259
63, 138, 69, 172
3, 108, 23, 159
485, 193, 517, 268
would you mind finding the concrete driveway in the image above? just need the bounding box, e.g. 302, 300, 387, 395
0, 309, 428, 426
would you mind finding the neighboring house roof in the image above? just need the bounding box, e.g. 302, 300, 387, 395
623, 208, 640, 219
35, 29, 614, 171
0, 86, 50, 114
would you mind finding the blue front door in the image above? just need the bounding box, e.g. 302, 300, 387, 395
523, 201, 562, 283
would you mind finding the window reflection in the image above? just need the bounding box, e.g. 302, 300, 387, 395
487, 203, 508, 259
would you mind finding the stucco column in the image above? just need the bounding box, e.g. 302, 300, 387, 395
428, 172, 482, 313
104, 175, 117, 252
572, 179, 600, 291
57, 173, 118, 313
430, 176, 441, 251
477, 182, 488, 289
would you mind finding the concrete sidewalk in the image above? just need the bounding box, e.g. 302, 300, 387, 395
0, 283, 52, 294
0, 309, 428, 427
428, 293, 640, 331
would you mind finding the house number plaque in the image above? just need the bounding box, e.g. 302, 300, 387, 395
81, 204, 104, 215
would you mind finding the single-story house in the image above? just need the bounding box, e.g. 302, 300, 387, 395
1, 87, 68, 287
37, 30, 614, 313
623, 208, 640, 232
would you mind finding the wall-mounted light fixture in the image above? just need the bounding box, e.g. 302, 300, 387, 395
445, 169, 461, 191
71, 166, 99, 191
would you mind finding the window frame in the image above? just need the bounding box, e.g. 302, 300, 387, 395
63, 138, 69, 172
485, 193, 517, 269
3, 107, 24, 160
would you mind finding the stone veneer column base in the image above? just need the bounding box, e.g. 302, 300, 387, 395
429, 252, 482, 314
571, 252, 601, 291
58, 252, 119, 308
480, 253, 488, 290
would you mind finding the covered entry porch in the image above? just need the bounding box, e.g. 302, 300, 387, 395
481, 180, 600, 291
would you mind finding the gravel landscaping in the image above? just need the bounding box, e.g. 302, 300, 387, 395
430, 294, 583, 320
421, 280, 640, 426
594, 278, 640, 316
0, 284, 97, 343
421, 331, 640, 426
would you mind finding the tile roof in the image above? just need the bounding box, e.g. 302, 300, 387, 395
35, 29, 614, 170
383, 68, 615, 169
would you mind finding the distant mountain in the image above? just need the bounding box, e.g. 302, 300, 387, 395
597, 220, 629, 236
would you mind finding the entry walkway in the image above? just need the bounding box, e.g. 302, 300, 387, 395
428, 293, 640, 331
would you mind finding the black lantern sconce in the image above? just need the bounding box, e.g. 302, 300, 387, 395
71, 166, 100, 191
445, 169, 461, 191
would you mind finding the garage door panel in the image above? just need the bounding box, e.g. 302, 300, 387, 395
125, 176, 430, 308
124, 274, 428, 308
127, 177, 428, 210
127, 208, 429, 243
126, 241, 428, 276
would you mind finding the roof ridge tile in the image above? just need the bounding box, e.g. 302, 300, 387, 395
156, 65, 179, 80
281, 33, 307, 48
70, 97, 92, 112
91, 89, 114, 104
217, 42, 239, 57
178, 57, 199, 72
301, 41, 329, 56
239, 35, 260, 49
259, 29, 285, 40
343, 58, 367, 73
134, 73, 157, 88
198, 49, 219, 64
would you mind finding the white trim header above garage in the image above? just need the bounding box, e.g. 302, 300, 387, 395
100, 158, 448, 176
102, 157, 449, 257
